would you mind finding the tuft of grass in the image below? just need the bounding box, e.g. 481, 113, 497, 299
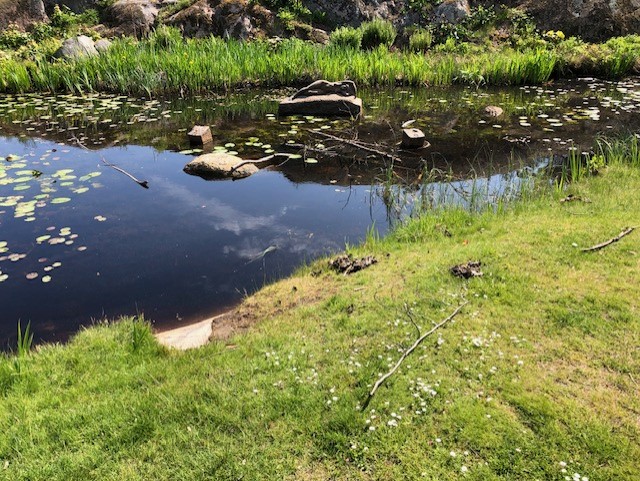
359, 19, 397, 50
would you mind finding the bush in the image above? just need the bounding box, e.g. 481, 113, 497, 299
330, 26, 362, 49
0, 25, 31, 50
409, 28, 433, 52
360, 19, 396, 50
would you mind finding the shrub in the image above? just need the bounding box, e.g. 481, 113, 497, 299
0, 25, 31, 49
409, 28, 433, 52
360, 19, 396, 50
330, 26, 362, 49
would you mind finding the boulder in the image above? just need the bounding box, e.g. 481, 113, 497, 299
278, 80, 362, 117
167, 0, 274, 39
107, 0, 160, 38
433, 0, 470, 24
94, 38, 113, 53
54, 35, 98, 59
183, 152, 258, 180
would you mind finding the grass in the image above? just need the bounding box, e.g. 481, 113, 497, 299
0, 138, 639, 479
0, 32, 638, 95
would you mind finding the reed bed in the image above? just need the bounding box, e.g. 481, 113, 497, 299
0, 35, 638, 95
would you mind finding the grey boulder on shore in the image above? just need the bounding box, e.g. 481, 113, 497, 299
54, 35, 98, 59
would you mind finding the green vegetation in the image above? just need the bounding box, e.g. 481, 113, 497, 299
359, 19, 397, 50
1, 136, 639, 479
0, 31, 638, 95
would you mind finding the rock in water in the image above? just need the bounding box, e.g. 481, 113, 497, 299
188, 125, 213, 145
183, 153, 258, 180
278, 80, 362, 117
401, 128, 427, 149
483, 106, 504, 118
54, 36, 98, 59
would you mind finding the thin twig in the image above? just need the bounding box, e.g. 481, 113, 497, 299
100, 157, 149, 189
361, 301, 468, 410
310, 130, 403, 163
581, 227, 635, 252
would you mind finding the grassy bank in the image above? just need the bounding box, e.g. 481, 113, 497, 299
1, 33, 639, 95
0, 139, 638, 480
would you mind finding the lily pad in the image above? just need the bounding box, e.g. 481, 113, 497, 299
51, 197, 71, 204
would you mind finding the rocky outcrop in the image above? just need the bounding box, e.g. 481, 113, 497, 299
0, 0, 48, 31
503, 0, 640, 40
167, 0, 274, 40
106, 0, 160, 38
433, 0, 470, 24
53, 35, 98, 59
301, 0, 406, 27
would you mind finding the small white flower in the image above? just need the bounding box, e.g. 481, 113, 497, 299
450, 451, 456, 457
461, 466, 468, 473
435, 438, 442, 443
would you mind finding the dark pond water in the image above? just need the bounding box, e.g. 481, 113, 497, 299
1, 78, 639, 347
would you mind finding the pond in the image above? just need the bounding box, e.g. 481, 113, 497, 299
1, 78, 639, 347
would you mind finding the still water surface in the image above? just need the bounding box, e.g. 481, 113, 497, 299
1, 78, 639, 345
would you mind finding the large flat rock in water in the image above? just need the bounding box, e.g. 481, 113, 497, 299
278, 94, 362, 117
183, 152, 258, 180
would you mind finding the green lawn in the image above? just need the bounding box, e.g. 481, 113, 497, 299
0, 154, 639, 480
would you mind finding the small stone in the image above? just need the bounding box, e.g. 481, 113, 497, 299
187, 125, 213, 145
401, 128, 427, 149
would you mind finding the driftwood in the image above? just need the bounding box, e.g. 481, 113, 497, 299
311, 130, 403, 163
361, 302, 468, 410
581, 227, 635, 252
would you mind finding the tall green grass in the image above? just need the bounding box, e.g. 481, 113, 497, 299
0, 34, 637, 95
0, 38, 555, 95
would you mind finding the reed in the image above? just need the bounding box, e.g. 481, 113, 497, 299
0, 35, 637, 95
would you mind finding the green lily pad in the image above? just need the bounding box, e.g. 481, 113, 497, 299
51, 197, 71, 204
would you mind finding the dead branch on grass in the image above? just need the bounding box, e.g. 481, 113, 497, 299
361, 301, 468, 410
581, 227, 635, 252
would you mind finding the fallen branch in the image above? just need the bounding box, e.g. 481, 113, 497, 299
100, 157, 149, 189
361, 301, 468, 410
70, 135, 149, 189
581, 227, 635, 252
231, 153, 293, 172
310, 130, 403, 163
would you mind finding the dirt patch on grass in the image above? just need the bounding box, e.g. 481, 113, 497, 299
210, 273, 339, 341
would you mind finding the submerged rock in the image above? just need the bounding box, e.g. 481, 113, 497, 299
278, 80, 363, 117
183, 152, 258, 180
54, 36, 98, 59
